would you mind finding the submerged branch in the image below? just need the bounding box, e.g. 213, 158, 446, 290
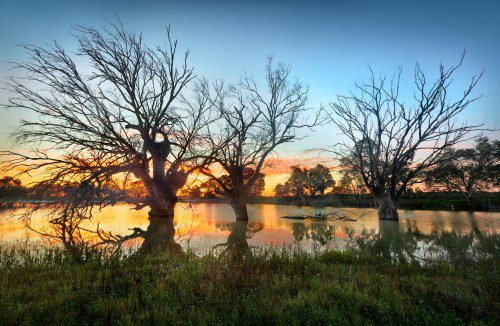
281, 209, 371, 221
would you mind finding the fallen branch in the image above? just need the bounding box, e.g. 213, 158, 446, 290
281, 209, 372, 222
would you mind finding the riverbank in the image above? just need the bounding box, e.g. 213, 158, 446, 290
3, 192, 500, 211
0, 246, 498, 325
181, 192, 500, 211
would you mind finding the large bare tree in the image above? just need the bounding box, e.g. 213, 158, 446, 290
328, 53, 482, 220
201, 58, 320, 220
1, 22, 219, 224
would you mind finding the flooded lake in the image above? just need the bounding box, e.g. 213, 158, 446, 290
1, 203, 499, 262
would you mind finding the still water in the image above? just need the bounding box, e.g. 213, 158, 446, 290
0, 203, 499, 261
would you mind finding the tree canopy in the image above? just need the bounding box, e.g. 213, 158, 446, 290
0, 21, 222, 242
199, 57, 321, 219
424, 137, 500, 207
327, 54, 482, 220
274, 164, 335, 203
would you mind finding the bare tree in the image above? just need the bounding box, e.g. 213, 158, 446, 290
328, 53, 482, 220
201, 58, 321, 220
1, 21, 219, 224
333, 165, 368, 196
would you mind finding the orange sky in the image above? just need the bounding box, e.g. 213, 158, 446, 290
5, 154, 339, 197
260, 155, 339, 196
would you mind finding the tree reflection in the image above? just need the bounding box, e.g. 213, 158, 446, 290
345, 218, 498, 264
134, 217, 183, 255
96, 216, 184, 257
426, 213, 499, 263
291, 222, 337, 246
214, 220, 264, 257
345, 221, 421, 263
21, 207, 499, 264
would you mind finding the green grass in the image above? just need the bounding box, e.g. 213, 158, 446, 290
0, 246, 498, 325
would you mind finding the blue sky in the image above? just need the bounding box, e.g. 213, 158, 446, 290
1, 0, 499, 166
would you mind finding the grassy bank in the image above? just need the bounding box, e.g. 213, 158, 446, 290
0, 247, 498, 325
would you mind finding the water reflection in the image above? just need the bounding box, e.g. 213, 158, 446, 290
124, 218, 265, 258
344, 216, 499, 264
0, 204, 498, 263
214, 220, 264, 256
132, 217, 183, 255
344, 221, 421, 263
291, 222, 337, 246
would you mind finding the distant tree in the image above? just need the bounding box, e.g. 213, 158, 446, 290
0, 176, 26, 199
274, 164, 334, 204
425, 137, 500, 208
202, 168, 265, 199
307, 164, 335, 196
328, 53, 482, 220
283, 166, 309, 205
202, 178, 227, 198
180, 184, 203, 198
0, 176, 21, 188
274, 183, 289, 197
333, 169, 367, 195
1, 21, 220, 224
202, 58, 320, 220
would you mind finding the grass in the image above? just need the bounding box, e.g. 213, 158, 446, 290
0, 245, 498, 325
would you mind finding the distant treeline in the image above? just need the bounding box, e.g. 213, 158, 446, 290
3, 174, 499, 212
180, 192, 500, 211
250, 192, 500, 211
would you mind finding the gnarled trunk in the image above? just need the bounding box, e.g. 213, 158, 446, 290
146, 145, 185, 218
376, 195, 399, 221
231, 195, 249, 220
149, 195, 177, 218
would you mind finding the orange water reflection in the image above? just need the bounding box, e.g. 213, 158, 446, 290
0, 203, 499, 254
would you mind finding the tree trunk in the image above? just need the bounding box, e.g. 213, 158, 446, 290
465, 190, 476, 210
147, 144, 180, 218
231, 195, 249, 220
376, 195, 399, 221
297, 191, 308, 206
466, 196, 474, 209
148, 193, 178, 218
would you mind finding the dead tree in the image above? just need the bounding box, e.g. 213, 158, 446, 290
1, 21, 220, 223
202, 58, 321, 220
328, 53, 482, 220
